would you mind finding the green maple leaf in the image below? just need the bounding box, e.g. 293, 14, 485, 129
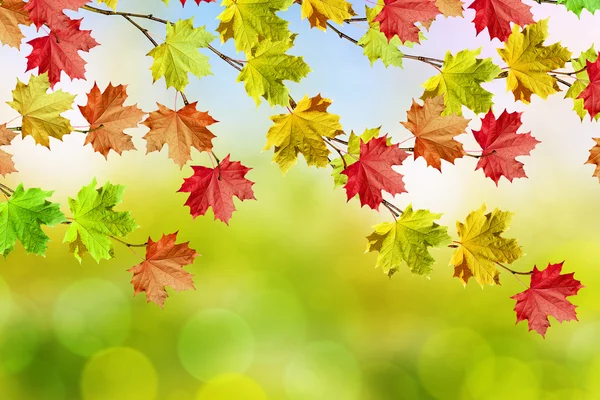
148, 18, 215, 92
238, 35, 310, 107
358, 6, 404, 68
64, 179, 137, 262
7, 73, 75, 148
366, 204, 451, 277
216, 0, 293, 55
421, 48, 501, 116
0, 184, 65, 256
558, 0, 600, 16
565, 46, 599, 120
330, 127, 381, 187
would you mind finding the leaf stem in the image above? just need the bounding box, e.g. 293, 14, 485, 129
110, 236, 148, 248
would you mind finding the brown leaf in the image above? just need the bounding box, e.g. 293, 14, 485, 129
586, 137, 600, 181
143, 102, 217, 168
0, 0, 31, 49
79, 82, 145, 158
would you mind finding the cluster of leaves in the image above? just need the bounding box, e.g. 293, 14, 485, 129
0, 0, 593, 334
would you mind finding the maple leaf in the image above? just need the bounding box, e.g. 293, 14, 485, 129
436, 0, 463, 17
342, 135, 409, 209
0, 0, 31, 49
498, 20, 572, 103
148, 18, 215, 91
330, 127, 382, 187
24, 0, 88, 30
565, 46, 600, 121
374, 0, 440, 44
238, 36, 310, 107
472, 110, 540, 185
468, 0, 533, 42
451, 205, 523, 287
577, 54, 600, 119
26, 18, 99, 88
78, 83, 145, 158
143, 102, 217, 168
421, 48, 501, 116
0, 124, 17, 176
585, 138, 600, 181
216, 0, 292, 55
179, 155, 255, 224
265, 94, 343, 173
401, 96, 469, 171
512, 262, 584, 337
64, 178, 137, 262
0, 184, 65, 256
97, 0, 119, 10
300, 0, 356, 31
558, 0, 600, 16
128, 232, 199, 308
7, 73, 75, 148
358, 6, 404, 68
367, 204, 451, 277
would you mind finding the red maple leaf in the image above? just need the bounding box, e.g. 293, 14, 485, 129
468, 0, 533, 42
341, 135, 408, 210
128, 232, 199, 308
511, 262, 584, 337
178, 155, 256, 224
180, 0, 215, 5
24, 0, 88, 30
26, 18, 98, 88
374, 0, 440, 44
472, 110, 540, 185
577, 54, 600, 119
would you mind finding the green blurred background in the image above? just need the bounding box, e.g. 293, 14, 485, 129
1, 0, 600, 399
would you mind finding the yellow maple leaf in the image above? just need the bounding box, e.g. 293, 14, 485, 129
7, 73, 75, 148
498, 19, 571, 103
264, 94, 343, 173
301, 0, 356, 31
451, 204, 523, 287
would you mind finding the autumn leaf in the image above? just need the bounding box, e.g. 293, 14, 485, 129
238, 36, 310, 107
26, 18, 99, 88
451, 204, 523, 287
436, 0, 463, 17
0, 124, 17, 145
358, 5, 404, 68
0, 0, 31, 48
148, 18, 215, 91
585, 138, 600, 181
498, 20, 572, 103
0, 124, 17, 176
342, 135, 409, 209
421, 48, 501, 116
468, 0, 533, 42
128, 232, 199, 308
472, 110, 540, 185
64, 178, 137, 262
0, 184, 65, 256
143, 102, 217, 168
558, 0, 600, 16
512, 262, 584, 337
330, 127, 382, 187
178, 155, 256, 224
401, 96, 469, 171
366, 204, 451, 277
7, 73, 75, 148
24, 0, 88, 30
576, 53, 600, 119
300, 0, 356, 30
78, 83, 146, 158
565, 46, 599, 121
265, 94, 343, 173
216, 0, 292, 55
374, 0, 440, 44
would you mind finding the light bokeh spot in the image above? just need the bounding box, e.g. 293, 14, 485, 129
178, 309, 254, 381
53, 279, 131, 356
196, 373, 267, 400
81, 347, 158, 400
